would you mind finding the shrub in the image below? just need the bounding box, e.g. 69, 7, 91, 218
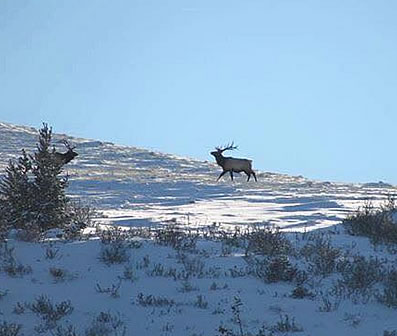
53, 324, 79, 336
85, 312, 126, 336
0, 242, 32, 277
378, 269, 397, 308
301, 234, 342, 276
270, 315, 303, 333
246, 255, 298, 283
343, 198, 397, 244
245, 227, 291, 256
290, 285, 315, 299
99, 243, 129, 265
95, 279, 122, 298
154, 224, 198, 250
135, 293, 175, 307
27, 295, 74, 330
339, 255, 385, 300
0, 321, 22, 336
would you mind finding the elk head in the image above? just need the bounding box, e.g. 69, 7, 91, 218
54, 139, 78, 165
210, 142, 238, 164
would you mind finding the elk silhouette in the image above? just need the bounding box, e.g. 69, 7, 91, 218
210, 143, 257, 182
54, 139, 78, 165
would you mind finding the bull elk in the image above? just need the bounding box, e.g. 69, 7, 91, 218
54, 139, 78, 165
210, 143, 257, 182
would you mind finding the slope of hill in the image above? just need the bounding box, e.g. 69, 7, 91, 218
1, 122, 397, 336
0, 121, 394, 231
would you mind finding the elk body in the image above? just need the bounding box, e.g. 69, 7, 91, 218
54, 140, 78, 165
211, 143, 257, 182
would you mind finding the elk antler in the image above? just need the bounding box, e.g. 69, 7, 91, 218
216, 142, 238, 153
61, 139, 76, 150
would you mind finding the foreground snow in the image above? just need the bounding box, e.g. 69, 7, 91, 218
1, 226, 397, 336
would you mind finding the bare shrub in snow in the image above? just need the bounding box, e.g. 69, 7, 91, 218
99, 243, 129, 265
178, 253, 205, 276
290, 285, 315, 299
85, 311, 126, 336
27, 295, 73, 331
121, 264, 138, 282
384, 330, 397, 336
177, 279, 199, 293
301, 234, 342, 276
318, 293, 341, 312
343, 197, 397, 244
44, 244, 60, 260
193, 295, 208, 309
245, 226, 292, 257
95, 279, 122, 298
270, 315, 303, 333
49, 267, 73, 282
135, 293, 175, 307
12, 303, 25, 315
0, 321, 22, 336
0, 243, 32, 277
53, 324, 79, 336
378, 268, 397, 308
338, 255, 385, 298
246, 255, 298, 283
154, 224, 198, 250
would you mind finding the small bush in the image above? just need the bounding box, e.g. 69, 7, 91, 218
99, 243, 129, 265
95, 280, 122, 298
0, 321, 22, 336
290, 285, 315, 299
301, 234, 341, 276
193, 295, 208, 309
179, 253, 205, 276
27, 295, 74, 330
245, 227, 291, 256
135, 293, 175, 307
339, 255, 385, 295
121, 264, 137, 282
270, 315, 303, 333
85, 311, 126, 336
1, 243, 32, 277
49, 267, 70, 282
343, 198, 397, 244
378, 269, 397, 308
247, 255, 298, 283
44, 245, 60, 259
154, 224, 198, 250
53, 324, 79, 336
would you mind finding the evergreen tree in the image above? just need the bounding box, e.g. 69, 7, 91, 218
0, 149, 35, 231
0, 123, 72, 236
31, 123, 69, 230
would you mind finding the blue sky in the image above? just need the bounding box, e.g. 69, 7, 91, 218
1, 1, 397, 183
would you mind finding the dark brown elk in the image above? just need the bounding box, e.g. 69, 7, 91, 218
210, 143, 257, 182
54, 140, 78, 165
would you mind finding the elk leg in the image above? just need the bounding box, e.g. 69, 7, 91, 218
229, 171, 234, 181
252, 172, 257, 182
217, 171, 227, 181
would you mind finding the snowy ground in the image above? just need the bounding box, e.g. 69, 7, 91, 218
1, 121, 397, 335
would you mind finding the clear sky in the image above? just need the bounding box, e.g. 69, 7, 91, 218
1, 1, 397, 184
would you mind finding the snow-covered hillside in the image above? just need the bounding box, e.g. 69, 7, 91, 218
1, 122, 394, 232
1, 121, 397, 336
